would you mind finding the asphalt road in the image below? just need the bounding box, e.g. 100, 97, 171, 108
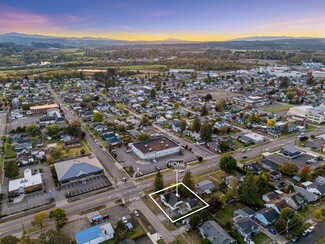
291, 220, 325, 244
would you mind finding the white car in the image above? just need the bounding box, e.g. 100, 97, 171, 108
122, 216, 128, 224
308, 226, 315, 233
134, 211, 140, 217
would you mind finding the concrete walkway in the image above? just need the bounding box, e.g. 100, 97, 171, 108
129, 201, 175, 243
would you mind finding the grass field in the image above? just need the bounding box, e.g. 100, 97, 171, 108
252, 233, 271, 244
215, 205, 234, 225
127, 225, 146, 239
117, 64, 167, 71
264, 105, 293, 113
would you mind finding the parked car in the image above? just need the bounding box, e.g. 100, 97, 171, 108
302, 229, 309, 237
134, 211, 140, 217
267, 227, 276, 235
291, 236, 299, 242
307, 226, 315, 233
122, 216, 128, 224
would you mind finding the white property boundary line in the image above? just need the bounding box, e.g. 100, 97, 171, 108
148, 182, 209, 223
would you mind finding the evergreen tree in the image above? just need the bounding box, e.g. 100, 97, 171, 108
192, 116, 201, 133
239, 172, 260, 206
200, 122, 212, 142
180, 120, 187, 133
180, 170, 195, 197
200, 104, 208, 116
154, 170, 164, 191
4, 160, 19, 178
150, 88, 157, 99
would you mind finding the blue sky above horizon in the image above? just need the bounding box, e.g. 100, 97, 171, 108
0, 0, 325, 41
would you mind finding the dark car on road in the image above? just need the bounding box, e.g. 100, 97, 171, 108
267, 227, 277, 235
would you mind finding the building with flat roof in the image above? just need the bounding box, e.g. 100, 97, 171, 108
54, 156, 104, 184
9, 168, 42, 195
75, 223, 114, 244
281, 145, 301, 158
287, 105, 313, 122
306, 105, 325, 124
30, 104, 59, 114
131, 136, 181, 160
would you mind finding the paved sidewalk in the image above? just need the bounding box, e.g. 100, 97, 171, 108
129, 201, 175, 243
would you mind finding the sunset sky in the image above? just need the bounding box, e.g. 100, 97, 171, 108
0, 0, 325, 41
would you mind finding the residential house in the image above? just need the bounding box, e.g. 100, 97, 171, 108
160, 191, 183, 211
280, 192, 306, 210
268, 171, 282, 182
199, 221, 235, 244
235, 218, 260, 240
265, 199, 289, 214
206, 142, 221, 153
65, 138, 81, 148
75, 223, 114, 244
225, 176, 239, 188
234, 207, 255, 219
306, 183, 325, 196
262, 192, 280, 203
243, 162, 263, 175
195, 180, 217, 195
254, 207, 279, 227
294, 186, 318, 203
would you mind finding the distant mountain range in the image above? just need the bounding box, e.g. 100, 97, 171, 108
0, 32, 325, 50
0, 32, 189, 46
230, 36, 316, 41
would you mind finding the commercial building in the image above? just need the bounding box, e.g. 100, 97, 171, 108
131, 136, 181, 160
54, 156, 104, 184
312, 70, 325, 79
287, 105, 313, 122
30, 104, 59, 114
281, 145, 301, 158
306, 105, 325, 124
9, 168, 42, 195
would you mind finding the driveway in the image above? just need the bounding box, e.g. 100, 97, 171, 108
129, 201, 175, 243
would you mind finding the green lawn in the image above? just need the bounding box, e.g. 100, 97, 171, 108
4, 144, 16, 159
299, 199, 325, 223
119, 64, 167, 71
252, 233, 271, 244
215, 205, 234, 225
265, 105, 293, 113
127, 225, 146, 239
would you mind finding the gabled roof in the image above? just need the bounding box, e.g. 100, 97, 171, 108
200, 221, 235, 244
60, 162, 102, 181
195, 180, 216, 194
257, 207, 279, 223
76, 225, 101, 244
54, 156, 104, 182
317, 184, 325, 194
162, 191, 180, 207
235, 218, 259, 235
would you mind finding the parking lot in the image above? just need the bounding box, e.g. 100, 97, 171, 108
62, 175, 112, 197
2, 191, 50, 215
115, 145, 197, 175
9, 114, 43, 130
